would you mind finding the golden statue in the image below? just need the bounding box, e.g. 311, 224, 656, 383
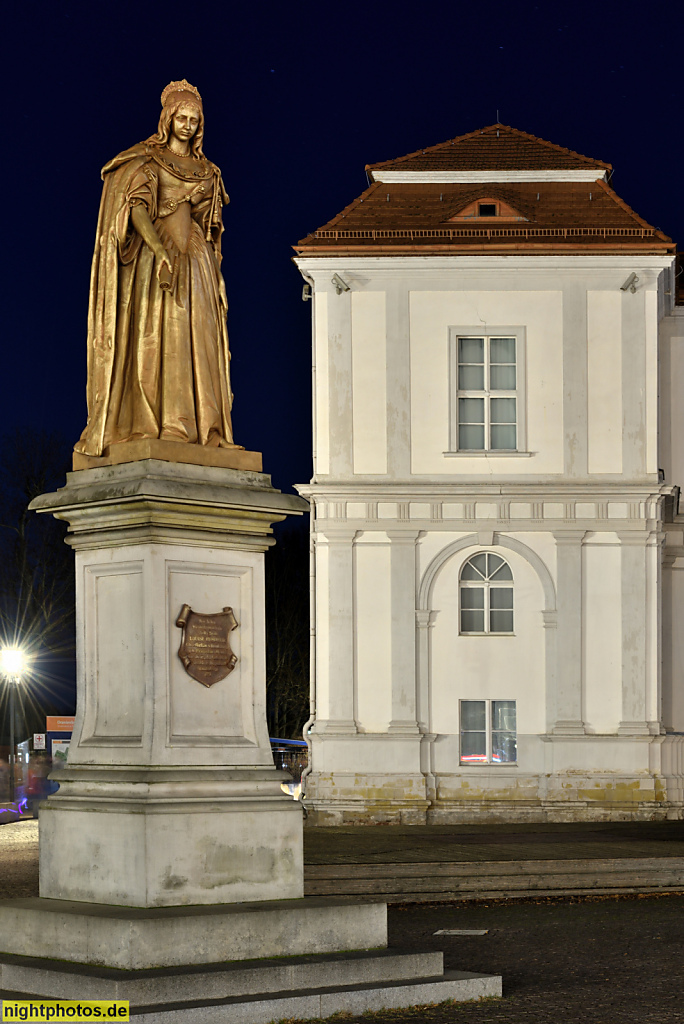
75, 80, 240, 461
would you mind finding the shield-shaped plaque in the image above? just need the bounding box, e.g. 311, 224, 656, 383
176, 604, 238, 688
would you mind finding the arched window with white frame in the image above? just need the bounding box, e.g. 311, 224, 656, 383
459, 552, 513, 634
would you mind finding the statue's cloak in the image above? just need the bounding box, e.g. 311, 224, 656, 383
77, 144, 231, 456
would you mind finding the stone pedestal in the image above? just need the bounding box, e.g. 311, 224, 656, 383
30, 459, 307, 907
38, 769, 302, 907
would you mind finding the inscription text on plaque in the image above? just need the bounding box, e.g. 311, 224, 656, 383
176, 604, 238, 688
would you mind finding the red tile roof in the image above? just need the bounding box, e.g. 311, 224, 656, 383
367, 124, 611, 174
296, 179, 674, 256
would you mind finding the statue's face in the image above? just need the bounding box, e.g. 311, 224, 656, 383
171, 103, 200, 143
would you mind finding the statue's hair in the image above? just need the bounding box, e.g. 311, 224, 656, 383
146, 95, 205, 158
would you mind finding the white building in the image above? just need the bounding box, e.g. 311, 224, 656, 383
294, 124, 684, 823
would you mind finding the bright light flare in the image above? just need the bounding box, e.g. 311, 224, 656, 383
0, 647, 28, 679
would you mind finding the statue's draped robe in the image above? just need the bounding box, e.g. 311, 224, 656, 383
76, 145, 233, 457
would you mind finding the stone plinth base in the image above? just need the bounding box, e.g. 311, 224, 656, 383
0, 951, 500, 1023
304, 733, 684, 825
0, 947, 440, 1001
0, 897, 385, 969
73, 439, 262, 472
39, 769, 303, 907
0, 898, 501, 1020
0, 894, 501, 1021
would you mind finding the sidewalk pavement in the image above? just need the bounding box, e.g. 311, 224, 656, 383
303, 819, 684, 863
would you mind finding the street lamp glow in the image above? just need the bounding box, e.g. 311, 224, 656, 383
1, 646, 29, 806
0, 648, 28, 678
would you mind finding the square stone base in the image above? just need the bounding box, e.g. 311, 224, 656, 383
73, 439, 262, 472
0, 897, 387, 970
39, 784, 304, 908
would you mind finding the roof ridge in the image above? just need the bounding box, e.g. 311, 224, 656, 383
367, 124, 612, 172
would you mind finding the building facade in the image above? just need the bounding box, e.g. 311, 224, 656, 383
294, 125, 684, 823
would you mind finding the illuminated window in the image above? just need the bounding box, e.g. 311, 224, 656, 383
460, 552, 513, 634
448, 327, 527, 456
460, 699, 517, 764
455, 336, 517, 451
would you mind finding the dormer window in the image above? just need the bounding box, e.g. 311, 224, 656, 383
448, 197, 527, 223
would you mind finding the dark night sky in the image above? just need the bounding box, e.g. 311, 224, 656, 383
2, 0, 683, 497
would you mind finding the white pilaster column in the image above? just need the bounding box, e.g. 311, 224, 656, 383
646, 532, 664, 733
617, 532, 651, 735
662, 548, 684, 732
416, 609, 438, 804
385, 283, 411, 479
542, 609, 559, 733
415, 609, 435, 733
552, 531, 586, 734
315, 527, 357, 733
562, 285, 588, 477
386, 530, 420, 733
621, 290, 647, 478
327, 288, 353, 477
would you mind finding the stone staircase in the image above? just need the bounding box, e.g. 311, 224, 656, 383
304, 856, 684, 902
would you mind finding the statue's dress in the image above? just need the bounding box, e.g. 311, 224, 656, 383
75, 144, 233, 457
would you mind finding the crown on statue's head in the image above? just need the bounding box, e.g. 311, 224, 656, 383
161, 79, 203, 109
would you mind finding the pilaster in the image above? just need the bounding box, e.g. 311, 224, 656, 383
552, 531, 586, 734
617, 532, 652, 735
562, 285, 588, 477
415, 609, 437, 733
385, 283, 411, 478
622, 289, 647, 478
386, 530, 420, 733
327, 287, 353, 477
314, 526, 358, 733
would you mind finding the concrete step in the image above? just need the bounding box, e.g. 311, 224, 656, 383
0, 895, 386, 970
304, 856, 684, 902
1, 969, 502, 1023
0, 949, 444, 1004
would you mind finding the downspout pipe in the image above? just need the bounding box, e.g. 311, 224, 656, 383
299, 272, 316, 803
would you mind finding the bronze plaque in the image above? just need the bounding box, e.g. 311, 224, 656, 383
176, 604, 238, 688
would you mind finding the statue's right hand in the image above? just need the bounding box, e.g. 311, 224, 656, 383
155, 250, 172, 282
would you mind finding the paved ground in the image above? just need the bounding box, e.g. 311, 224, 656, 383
0, 820, 38, 899
3, 819, 683, 900
283, 893, 684, 1024
304, 820, 684, 864
1, 821, 683, 1021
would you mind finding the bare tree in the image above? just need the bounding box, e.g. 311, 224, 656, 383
265, 525, 310, 739
0, 429, 75, 742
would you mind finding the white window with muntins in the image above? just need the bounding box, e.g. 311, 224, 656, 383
459, 552, 513, 634
460, 699, 517, 764
448, 328, 526, 454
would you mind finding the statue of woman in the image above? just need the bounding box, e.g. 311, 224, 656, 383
75, 80, 237, 457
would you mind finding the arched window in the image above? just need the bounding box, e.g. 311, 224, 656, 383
460, 552, 513, 634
